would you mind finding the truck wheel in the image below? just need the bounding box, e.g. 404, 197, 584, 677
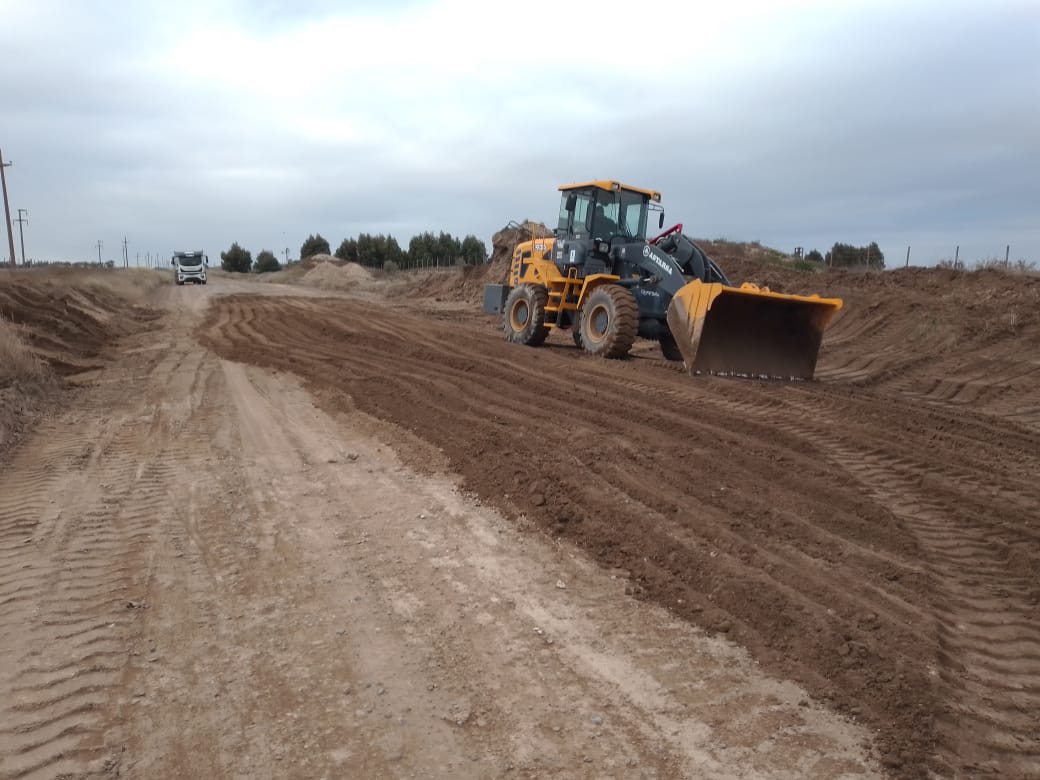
579, 285, 638, 358
503, 284, 549, 346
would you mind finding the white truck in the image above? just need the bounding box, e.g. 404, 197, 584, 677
172, 250, 208, 285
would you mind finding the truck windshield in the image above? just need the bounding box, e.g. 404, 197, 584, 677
590, 190, 649, 241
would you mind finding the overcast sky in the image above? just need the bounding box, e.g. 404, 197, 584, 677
1, 0, 1038, 267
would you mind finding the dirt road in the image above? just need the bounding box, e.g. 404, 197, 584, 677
0, 278, 884, 779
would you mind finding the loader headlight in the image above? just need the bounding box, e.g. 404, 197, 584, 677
596, 240, 609, 253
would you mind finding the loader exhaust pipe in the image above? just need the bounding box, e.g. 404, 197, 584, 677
666, 281, 843, 380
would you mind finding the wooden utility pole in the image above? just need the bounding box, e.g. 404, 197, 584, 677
0, 148, 15, 268
15, 208, 28, 265
905, 246, 910, 268
97, 239, 103, 266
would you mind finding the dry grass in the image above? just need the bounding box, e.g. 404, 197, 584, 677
0, 313, 44, 384
15, 267, 166, 301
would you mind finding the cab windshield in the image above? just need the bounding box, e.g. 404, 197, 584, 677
590, 190, 649, 241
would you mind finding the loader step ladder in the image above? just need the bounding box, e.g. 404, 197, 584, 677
546, 267, 582, 316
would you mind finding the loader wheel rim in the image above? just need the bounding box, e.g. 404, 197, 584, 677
586, 303, 609, 343
509, 300, 530, 331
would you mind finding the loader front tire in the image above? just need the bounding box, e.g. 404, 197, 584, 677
503, 284, 549, 346
579, 285, 638, 359
659, 331, 684, 361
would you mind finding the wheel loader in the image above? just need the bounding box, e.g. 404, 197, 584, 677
483, 180, 843, 379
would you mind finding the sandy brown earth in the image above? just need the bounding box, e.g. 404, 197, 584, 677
1, 262, 1038, 779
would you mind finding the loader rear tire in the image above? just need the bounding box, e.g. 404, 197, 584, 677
579, 285, 638, 359
503, 284, 549, 346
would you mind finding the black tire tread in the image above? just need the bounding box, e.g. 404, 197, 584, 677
580, 285, 638, 359
503, 284, 549, 346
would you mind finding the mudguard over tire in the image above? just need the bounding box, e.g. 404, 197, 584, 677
503, 284, 550, 346
579, 285, 638, 359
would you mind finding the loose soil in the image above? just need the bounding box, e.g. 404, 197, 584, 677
1, 259, 1038, 779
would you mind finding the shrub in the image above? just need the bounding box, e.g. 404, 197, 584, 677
254, 250, 281, 274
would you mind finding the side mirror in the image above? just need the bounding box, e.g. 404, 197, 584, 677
659, 212, 665, 229
170, 259, 175, 266
204, 256, 209, 266
565, 193, 577, 213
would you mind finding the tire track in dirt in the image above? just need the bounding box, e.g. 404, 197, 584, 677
0, 323, 210, 779
0, 429, 139, 778
667, 377, 1040, 776
813, 273, 1040, 433
820, 440, 1040, 776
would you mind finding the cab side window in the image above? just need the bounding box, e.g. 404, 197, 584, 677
557, 192, 593, 237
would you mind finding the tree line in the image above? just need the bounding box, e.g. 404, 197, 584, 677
802, 242, 885, 269
220, 231, 488, 274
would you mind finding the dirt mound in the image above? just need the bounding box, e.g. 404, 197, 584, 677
0, 269, 160, 458
300, 259, 373, 289
393, 221, 551, 305
298, 252, 340, 270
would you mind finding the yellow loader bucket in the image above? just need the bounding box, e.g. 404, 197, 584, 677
666, 281, 843, 379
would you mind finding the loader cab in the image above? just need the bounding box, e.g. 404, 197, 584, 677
556, 181, 659, 244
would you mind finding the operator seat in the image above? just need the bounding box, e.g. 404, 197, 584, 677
593, 204, 617, 239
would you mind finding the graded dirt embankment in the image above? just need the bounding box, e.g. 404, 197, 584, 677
199, 263, 1040, 779
0, 269, 162, 455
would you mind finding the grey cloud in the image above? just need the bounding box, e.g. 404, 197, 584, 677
1, 1, 1037, 268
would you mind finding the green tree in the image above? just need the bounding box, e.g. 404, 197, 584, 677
460, 235, 488, 265
407, 232, 436, 268
220, 242, 253, 273
805, 249, 824, 264
826, 241, 885, 269
437, 231, 461, 265
300, 233, 331, 259
335, 237, 359, 263
255, 249, 281, 273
